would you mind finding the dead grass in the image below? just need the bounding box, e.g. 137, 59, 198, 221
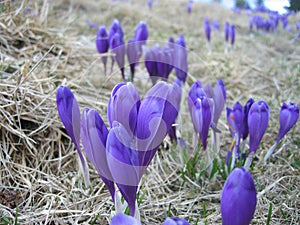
0, 0, 299, 224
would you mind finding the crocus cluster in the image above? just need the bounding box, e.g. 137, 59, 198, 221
221, 167, 257, 225
226, 99, 269, 170
144, 44, 173, 85
57, 81, 181, 217
96, 19, 148, 81
224, 21, 235, 48
110, 213, 190, 225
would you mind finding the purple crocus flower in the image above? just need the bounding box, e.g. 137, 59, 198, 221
145, 46, 159, 84
96, 26, 109, 75
221, 167, 257, 225
56, 86, 89, 186
230, 24, 235, 46
173, 34, 188, 83
157, 46, 174, 80
242, 98, 254, 141
224, 21, 230, 43
110, 213, 141, 225
213, 19, 220, 30
105, 81, 181, 216
110, 32, 126, 80
187, 2, 192, 14
127, 38, 139, 81
248, 101, 269, 153
204, 18, 211, 43
108, 19, 124, 43
163, 217, 190, 225
81, 108, 115, 200
264, 102, 299, 163
188, 81, 214, 150
134, 21, 149, 60
147, 0, 153, 9
276, 102, 299, 142
226, 102, 244, 167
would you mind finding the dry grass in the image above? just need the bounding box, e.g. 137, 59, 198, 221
0, 0, 299, 224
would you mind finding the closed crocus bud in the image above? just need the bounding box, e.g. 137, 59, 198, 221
110, 213, 141, 225
173, 34, 188, 83
231, 24, 235, 46
96, 26, 109, 74
188, 81, 214, 150
81, 108, 115, 201
127, 38, 139, 81
264, 102, 299, 163
242, 98, 254, 140
163, 217, 190, 225
157, 46, 173, 80
221, 167, 257, 225
276, 102, 299, 143
134, 21, 148, 59
108, 19, 124, 43
204, 18, 211, 43
248, 101, 269, 153
225, 21, 230, 43
145, 46, 159, 84
213, 19, 220, 30
56, 86, 90, 187
110, 32, 126, 80
187, 2, 192, 14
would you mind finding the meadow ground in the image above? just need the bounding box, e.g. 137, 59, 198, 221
0, 0, 299, 224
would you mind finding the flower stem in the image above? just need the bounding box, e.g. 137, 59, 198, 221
244, 151, 255, 170
264, 142, 278, 164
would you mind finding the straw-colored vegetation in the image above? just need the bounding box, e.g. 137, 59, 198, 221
0, 0, 299, 224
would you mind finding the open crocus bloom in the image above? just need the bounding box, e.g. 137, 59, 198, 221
81, 81, 181, 217
221, 167, 257, 225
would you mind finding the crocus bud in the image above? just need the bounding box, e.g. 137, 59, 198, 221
173, 34, 188, 83
134, 21, 148, 59
276, 102, 299, 143
110, 32, 126, 80
188, 81, 214, 150
231, 24, 235, 46
96, 26, 109, 74
204, 18, 211, 43
127, 38, 139, 81
242, 98, 254, 140
248, 101, 269, 153
110, 213, 141, 225
225, 21, 230, 43
264, 102, 299, 163
221, 167, 257, 225
56, 86, 89, 186
163, 217, 190, 225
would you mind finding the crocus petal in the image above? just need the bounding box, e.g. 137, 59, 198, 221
173, 34, 188, 83
106, 122, 141, 216
225, 21, 230, 42
81, 108, 115, 200
242, 98, 254, 140
108, 82, 140, 136
127, 38, 139, 80
108, 19, 124, 44
96, 26, 109, 54
248, 101, 269, 153
110, 213, 141, 225
110, 32, 126, 77
233, 101, 244, 138
221, 167, 257, 225
56, 86, 81, 150
163, 217, 191, 225
56, 86, 89, 186
276, 102, 299, 142
188, 81, 214, 150
204, 18, 211, 42
136, 81, 181, 166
